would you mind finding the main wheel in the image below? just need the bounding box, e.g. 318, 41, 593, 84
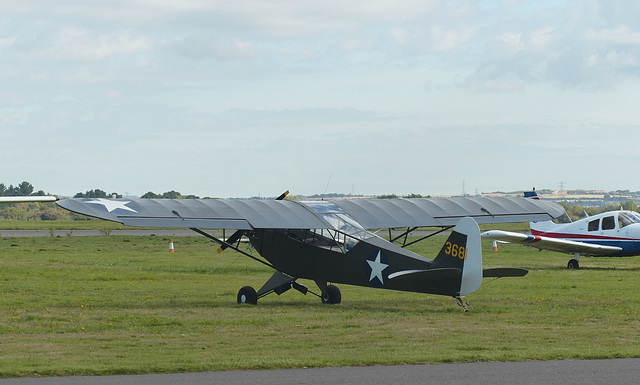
237, 286, 258, 305
567, 259, 580, 270
322, 284, 341, 304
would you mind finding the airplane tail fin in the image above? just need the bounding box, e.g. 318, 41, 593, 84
523, 187, 540, 200
431, 217, 482, 296
529, 220, 560, 234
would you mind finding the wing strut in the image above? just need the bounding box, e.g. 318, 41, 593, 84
389, 226, 454, 248
189, 227, 276, 270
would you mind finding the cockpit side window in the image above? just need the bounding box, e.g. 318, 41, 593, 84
602, 216, 615, 230
588, 219, 600, 232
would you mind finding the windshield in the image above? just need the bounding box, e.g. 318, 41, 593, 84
302, 201, 375, 241
618, 211, 640, 228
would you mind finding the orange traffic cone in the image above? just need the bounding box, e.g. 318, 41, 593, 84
169, 240, 175, 252
492, 240, 498, 251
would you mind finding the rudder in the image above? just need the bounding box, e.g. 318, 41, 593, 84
431, 217, 482, 296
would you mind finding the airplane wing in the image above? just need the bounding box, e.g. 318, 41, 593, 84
331, 196, 564, 228
56, 196, 564, 230
0, 196, 57, 203
481, 230, 621, 256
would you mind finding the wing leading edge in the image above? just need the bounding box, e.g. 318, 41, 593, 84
0, 196, 57, 204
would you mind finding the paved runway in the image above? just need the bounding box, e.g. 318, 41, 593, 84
1, 359, 638, 385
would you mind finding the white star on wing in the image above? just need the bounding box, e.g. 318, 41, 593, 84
86, 199, 137, 213
367, 251, 388, 284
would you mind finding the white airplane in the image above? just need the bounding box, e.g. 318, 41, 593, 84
482, 190, 640, 269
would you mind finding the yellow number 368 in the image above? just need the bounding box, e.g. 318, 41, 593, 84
444, 242, 467, 260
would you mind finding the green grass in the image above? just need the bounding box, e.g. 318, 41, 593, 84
1, 234, 639, 377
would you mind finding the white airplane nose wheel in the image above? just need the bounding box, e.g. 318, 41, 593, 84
567, 259, 580, 270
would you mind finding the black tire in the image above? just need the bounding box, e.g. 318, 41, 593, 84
567, 259, 580, 270
237, 286, 257, 305
322, 284, 341, 304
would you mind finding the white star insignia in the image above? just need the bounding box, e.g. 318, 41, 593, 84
86, 198, 138, 213
367, 251, 388, 284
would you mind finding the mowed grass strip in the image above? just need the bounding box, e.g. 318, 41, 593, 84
1, 235, 639, 377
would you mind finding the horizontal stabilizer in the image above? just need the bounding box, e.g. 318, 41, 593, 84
483, 268, 528, 278
388, 268, 461, 281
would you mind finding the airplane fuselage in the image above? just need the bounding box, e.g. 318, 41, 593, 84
249, 228, 466, 297
531, 210, 640, 257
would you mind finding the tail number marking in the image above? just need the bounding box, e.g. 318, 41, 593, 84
444, 242, 467, 260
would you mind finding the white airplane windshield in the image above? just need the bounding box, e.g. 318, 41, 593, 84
618, 211, 640, 228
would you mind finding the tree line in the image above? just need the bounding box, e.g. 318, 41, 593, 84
557, 200, 639, 222
2, 180, 640, 222
0, 181, 47, 197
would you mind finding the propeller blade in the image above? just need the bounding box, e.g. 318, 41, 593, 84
217, 229, 246, 253
276, 190, 290, 200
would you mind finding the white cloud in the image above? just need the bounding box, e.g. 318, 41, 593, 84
586, 25, 640, 44
3, 1, 640, 196
429, 25, 476, 52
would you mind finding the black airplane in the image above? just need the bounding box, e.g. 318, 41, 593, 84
56, 193, 563, 311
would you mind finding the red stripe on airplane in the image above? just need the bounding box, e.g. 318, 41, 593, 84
531, 229, 632, 242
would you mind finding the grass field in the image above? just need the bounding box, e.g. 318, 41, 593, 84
1, 231, 639, 378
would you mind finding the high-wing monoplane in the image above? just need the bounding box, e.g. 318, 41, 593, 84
483, 209, 640, 269
56, 193, 563, 310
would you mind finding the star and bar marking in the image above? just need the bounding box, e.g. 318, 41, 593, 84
86, 198, 138, 213
367, 251, 388, 284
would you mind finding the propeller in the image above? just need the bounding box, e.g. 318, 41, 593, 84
217, 190, 289, 253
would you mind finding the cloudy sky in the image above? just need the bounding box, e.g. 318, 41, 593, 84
2, 1, 639, 198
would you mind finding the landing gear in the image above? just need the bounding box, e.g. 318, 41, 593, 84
236, 273, 342, 305
567, 259, 580, 270
237, 286, 258, 304
322, 284, 341, 304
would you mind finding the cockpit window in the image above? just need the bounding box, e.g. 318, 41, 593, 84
302, 201, 375, 241
618, 211, 640, 228
602, 216, 615, 230
588, 219, 599, 232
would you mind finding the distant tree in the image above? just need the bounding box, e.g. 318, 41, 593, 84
161, 191, 181, 199
15, 181, 34, 196
622, 200, 638, 212
403, 193, 423, 198
140, 191, 199, 199
73, 189, 122, 198
376, 194, 398, 199
0, 181, 35, 196
141, 191, 161, 199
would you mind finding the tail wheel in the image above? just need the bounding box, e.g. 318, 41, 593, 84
237, 286, 258, 305
322, 284, 341, 304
